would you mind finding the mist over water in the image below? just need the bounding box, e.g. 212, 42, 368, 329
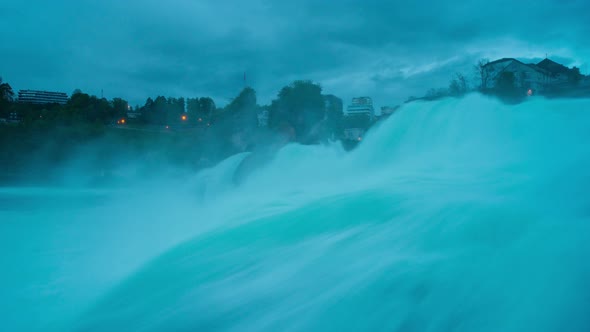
2, 94, 590, 331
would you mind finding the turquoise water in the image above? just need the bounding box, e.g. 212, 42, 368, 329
1, 95, 590, 331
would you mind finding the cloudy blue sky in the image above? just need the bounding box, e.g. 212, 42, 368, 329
1, 0, 589, 108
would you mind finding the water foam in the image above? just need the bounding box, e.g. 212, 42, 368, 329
2, 95, 590, 331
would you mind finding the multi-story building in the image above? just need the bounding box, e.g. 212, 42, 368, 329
345, 97, 375, 120
18, 90, 69, 105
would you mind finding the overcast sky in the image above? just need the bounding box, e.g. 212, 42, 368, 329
1, 0, 589, 108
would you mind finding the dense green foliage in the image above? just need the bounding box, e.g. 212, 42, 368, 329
4, 57, 585, 185
494, 71, 522, 101
568, 67, 583, 85
138, 96, 185, 125
0, 77, 15, 118
0, 79, 351, 183
3, 57, 586, 184
186, 97, 215, 125
268, 80, 345, 144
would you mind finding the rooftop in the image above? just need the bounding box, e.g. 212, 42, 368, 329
536, 58, 570, 75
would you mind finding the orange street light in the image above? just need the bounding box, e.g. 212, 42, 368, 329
181, 115, 187, 121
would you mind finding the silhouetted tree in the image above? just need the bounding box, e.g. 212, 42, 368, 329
186, 97, 201, 123
269, 80, 325, 143
0, 77, 14, 116
166, 97, 185, 124
199, 97, 215, 116
425, 88, 448, 100
225, 87, 258, 129
112, 98, 129, 120
151, 96, 167, 125
323, 94, 343, 140
474, 59, 491, 90
0, 77, 14, 102
219, 87, 260, 151
62, 91, 115, 124
226, 87, 256, 112
449, 72, 468, 96
187, 97, 215, 125
568, 66, 583, 85
85, 96, 111, 123
139, 97, 154, 123
495, 71, 522, 101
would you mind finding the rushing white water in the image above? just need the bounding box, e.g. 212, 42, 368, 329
1, 94, 590, 331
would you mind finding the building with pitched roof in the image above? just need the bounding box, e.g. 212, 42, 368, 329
482, 57, 589, 95
536, 58, 572, 81
484, 58, 556, 94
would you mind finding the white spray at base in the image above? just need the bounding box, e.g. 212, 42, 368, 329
1, 94, 589, 331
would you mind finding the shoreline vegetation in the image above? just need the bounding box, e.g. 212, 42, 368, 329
1, 58, 589, 186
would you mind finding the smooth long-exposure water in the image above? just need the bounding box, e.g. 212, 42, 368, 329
1, 95, 590, 331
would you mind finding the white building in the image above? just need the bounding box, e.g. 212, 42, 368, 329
345, 97, 375, 120
18, 90, 69, 105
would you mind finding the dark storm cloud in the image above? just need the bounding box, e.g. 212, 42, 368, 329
1, 0, 589, 107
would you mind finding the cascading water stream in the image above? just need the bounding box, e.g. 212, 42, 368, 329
1, 95, 589, 331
